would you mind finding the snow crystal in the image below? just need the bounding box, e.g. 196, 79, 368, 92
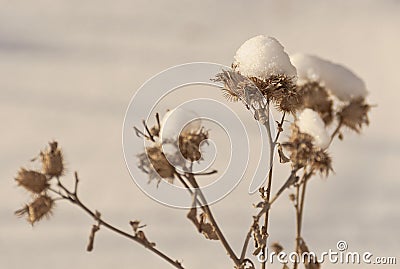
234, 35, 297, 80
297, 109, 330, 149
290, 54, 368, 101
160, 107, 201, 141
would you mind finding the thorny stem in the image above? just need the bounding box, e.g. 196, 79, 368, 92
260, 110, 285, 269
54, 173, 184, 269
239, 203, 270, 262
178, 173, 241, 267
239, 112, 287, 266
240, 165, 294, 264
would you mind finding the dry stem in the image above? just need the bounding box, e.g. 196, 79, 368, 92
260, 110, 286, 269
52, 173, 184, 269
176, 173, 241, 267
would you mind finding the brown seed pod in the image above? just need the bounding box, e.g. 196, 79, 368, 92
41, 141, 64, 177
297, 82, 334, 125
282, 125, 333, 175
15, 195, 54, 224
179, 128, 209, 162
137, 145, 175, 184
250, 74, 301, 114
15, 168, 49, 194
338, 98, 371, 133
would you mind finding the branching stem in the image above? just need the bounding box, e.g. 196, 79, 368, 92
52, 173, 184, 269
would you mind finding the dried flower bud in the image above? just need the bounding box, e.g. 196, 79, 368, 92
179, 128, 208, 162
15, 195, 54, 224
137, 145, 175, 184
41, 141, 64, 177
283, 125, 332, 175
297, 82, 334, 125
310, 149, 333, 176
338, 98, 370, 133
15, 168, 49, 194
251, 74, 301, 114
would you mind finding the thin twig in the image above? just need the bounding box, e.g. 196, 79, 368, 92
192, 169, 218, 176
54, 173, 184, 269
143, 120, 155, 142
330, 120, 343, 144
269, 168, 300, 205
73, 171, 79, 195
294, 170, 312, 269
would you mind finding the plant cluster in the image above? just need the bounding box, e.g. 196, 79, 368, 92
15, 35, 372, 269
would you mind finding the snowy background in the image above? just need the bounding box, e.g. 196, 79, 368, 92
1, 0, 399, 268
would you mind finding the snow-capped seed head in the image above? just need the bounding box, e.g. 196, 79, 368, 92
15, 168, 49, 194
290, 54, 368, 101
15, 195, 54, 225
160, 107, 201, 142
282, 126, 332, 175
233, 35, 297, 80
41, 141, 64, 177
296, 109, 330, 149
297, 82, 334, 125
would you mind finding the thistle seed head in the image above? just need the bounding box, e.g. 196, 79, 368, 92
179, 128, 209, 162
15, 168, 49, 194
250, 74, 301, 114
338, 98, 371, 133
283, 125, 332, 175
15, 195, 54, 224
297, 82, 334, 125
137, 145, 175, 184
41, 141, 64, 177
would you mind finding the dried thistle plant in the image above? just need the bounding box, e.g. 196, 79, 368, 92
15, 35, 373, 269
14, 141, 184, 269
216, 35, 372, 269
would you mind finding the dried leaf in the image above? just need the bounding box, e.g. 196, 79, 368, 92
278, 144, 290, 163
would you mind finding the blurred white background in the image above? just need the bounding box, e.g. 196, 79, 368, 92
1, 0, 399, 268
